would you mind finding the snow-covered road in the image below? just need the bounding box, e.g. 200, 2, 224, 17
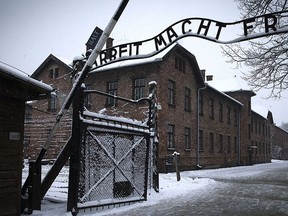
22, 160, 288, 216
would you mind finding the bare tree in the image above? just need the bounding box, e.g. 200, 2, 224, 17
222, 0, 288, 98
281, 122, 288, 131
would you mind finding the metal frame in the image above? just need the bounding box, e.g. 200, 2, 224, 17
67, 82, 159, 213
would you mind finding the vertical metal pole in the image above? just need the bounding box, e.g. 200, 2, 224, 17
148, 81, 159, 192
67, 86, 85, 213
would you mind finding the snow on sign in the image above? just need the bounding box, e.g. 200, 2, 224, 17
95, 10, 288, 68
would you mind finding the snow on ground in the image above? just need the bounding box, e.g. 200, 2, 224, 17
21, 160, 288, 216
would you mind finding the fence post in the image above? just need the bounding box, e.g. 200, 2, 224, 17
172, 151, 181, 181
27, 161, 41, 213
67, 85, 85, 213
148, 81, 159, 192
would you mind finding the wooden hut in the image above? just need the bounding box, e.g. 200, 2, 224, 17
0, 62, 52, 215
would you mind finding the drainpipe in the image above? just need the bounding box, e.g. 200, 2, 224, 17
197, 84, 206, 168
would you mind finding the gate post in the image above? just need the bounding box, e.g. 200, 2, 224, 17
148, 81, 159, 192
67, 85, 85, 213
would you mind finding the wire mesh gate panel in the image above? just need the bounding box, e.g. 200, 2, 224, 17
77, 121, 150, 210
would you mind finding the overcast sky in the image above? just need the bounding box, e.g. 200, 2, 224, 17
0, 0, 287, 126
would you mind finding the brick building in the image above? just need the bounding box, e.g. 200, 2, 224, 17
24, 43, 288, 172
24, 54, 73, 159
272, 124, 288, 159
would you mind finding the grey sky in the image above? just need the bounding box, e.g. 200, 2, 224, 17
0, 0, 287, 126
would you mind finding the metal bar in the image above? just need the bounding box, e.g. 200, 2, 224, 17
43, 0, 129, 151
84, 89, 150, 104
21, 0, 129, 209
67, 86, 85, 212
40, 137, 73, 200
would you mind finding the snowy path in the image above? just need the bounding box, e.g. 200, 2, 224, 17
22, 160, 288, 216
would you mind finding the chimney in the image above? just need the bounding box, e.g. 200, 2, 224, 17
200, 69, 206, 80
106, 37, 114, 59
206, 75, 213, 81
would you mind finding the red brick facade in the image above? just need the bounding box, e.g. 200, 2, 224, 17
24, 44, 288, 172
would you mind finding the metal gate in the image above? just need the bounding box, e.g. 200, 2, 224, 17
68, 82, 159, 212
78, 114, 150, 209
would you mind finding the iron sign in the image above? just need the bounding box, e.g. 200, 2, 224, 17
94, 10, 288, 68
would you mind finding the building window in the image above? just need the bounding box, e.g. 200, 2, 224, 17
25, 104, 32, 121
255, 119, 258, 134
49, 68, 59, 79
106, 81, 118, 106
234, 107, 237, 127
168, 124, 175, 149
84, 85, 92, 109
218, 103, 223, 122
168, 80, 176, 106
251, 118, 254, 133
134, 78, 145, 100
209, 132, 214, 153
48, 97, 56, 112
199, 92, 204, 115
184, 127, 191, 150
234, 136, 238, 153
199, 130, 204, 151
219, 134, 223, 153
227, 106, 231, 125
184, 87, 191, 111
227, 135, 231, 153
175, 55, 186, 73
209, 98, 214, 119
48, 98, 56, 112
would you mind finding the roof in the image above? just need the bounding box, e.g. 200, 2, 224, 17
0, 61, 53, 94
206, 83, 243, 107
90, 43, 205, 85
251, 104, 269, 119
90, 43, 176, 73
32, 54, 72, 78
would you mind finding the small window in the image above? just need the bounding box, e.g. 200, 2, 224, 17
184, 87, 191, 111
199, 92, 204, 115
219, 134, 223, 153
234, 136, 238, 153
234, 107, 238, 127
49, 68, 59, 79
175, 55, 186, 73
209, 98, 214, 119
227, 135, 231, 153
168, 80, 176, 106
84, 85, 92, 108
25, 104, 32, 121
184, 127, 191, 150
209, 132, 214, 153
219, 103, 223, 122
48, 97, 56, 112
227, 106, 231, 125
134, 78, 145, 100
168, 124, 175, 149
199, 130, 204, 151
106, 81, 118, 106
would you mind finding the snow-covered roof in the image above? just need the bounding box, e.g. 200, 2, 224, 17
207, 75, 251, 92
252, 104, 269, 119
91, 43, 177, 73
54, 55, 73, 67
32, 54, 72, 78
0, 61, 53, 92
206, 83, 243, 106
